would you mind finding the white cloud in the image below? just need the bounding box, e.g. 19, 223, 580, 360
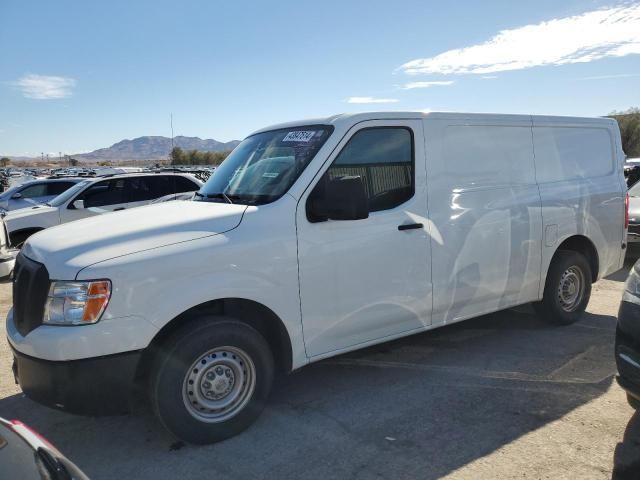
579, 73, 640, 80
346, 96, 399, 104
15, 74, 76, 99
398, 4, 640, 75
481, 75, 498, 79
400, 81, 454, 89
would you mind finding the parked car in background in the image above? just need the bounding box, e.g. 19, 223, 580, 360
0, 417, 89, 479
624, 165, 640, 187
0, 178, 83, 212
8, 112, 626, 444
2, 172, 202, 247
616, 259, 640, 410
627, 181, 640, 243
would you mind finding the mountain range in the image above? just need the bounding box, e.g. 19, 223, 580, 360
4, 136, 241, 162
76, 136, 240, 161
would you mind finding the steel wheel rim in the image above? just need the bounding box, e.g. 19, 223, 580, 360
182, 346, 256, 423
557, 265, 585, 312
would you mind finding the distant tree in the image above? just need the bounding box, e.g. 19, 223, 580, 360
186, 149, 198, 165
169, 147, 231, 166
0, 157, 10, 167
170, 146, 185, 165
211, 150, 230, 165
610, 108, 640, 158
69, 157, 79, 167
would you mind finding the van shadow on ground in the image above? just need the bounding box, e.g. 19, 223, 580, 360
0, 303, 623, 480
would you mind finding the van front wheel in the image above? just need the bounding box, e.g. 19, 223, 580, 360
534, 250, 592, 325
150, 317, 274, 444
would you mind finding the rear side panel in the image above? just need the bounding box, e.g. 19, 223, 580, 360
423, 115, 543, 326
532, 117, 625, 288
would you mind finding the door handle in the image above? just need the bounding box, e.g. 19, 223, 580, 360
398, 223, 423, 231
114, 207, 126, 211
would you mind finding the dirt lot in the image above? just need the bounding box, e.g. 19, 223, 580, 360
2, 255, 640, 479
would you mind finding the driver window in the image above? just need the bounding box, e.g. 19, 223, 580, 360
80, 179, 126, 208
326, 127, 414, 212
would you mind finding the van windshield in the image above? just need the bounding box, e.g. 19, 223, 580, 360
48, 180, 91, 207
196, 126, 333, 205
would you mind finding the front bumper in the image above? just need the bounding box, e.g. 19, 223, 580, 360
615, 300, 640, 402
11, 345, 141, 415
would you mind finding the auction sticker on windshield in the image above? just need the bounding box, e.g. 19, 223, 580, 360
282, 131, 316, 142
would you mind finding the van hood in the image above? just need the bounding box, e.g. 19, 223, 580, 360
22, 201, 247, 279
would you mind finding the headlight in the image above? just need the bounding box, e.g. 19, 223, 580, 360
43, 280, 111, 325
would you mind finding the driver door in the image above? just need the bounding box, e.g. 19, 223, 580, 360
296, 120, 432, 358
61, 178, 128, 223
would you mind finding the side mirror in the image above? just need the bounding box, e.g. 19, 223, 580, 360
11, 193, 22, 199
71, 199, 85, 210
307, 175, 369, 222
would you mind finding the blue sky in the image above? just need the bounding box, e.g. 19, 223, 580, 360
1, 0, 639, 156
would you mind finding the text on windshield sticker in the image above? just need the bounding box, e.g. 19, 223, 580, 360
282, 131, 316, 143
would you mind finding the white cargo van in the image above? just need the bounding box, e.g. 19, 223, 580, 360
7, 112, 626, 444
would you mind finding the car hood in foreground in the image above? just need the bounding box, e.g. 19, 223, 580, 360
22, 201, 247, 279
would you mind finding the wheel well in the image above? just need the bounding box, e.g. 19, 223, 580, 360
9, 227, 44, 247
135, 298, 294, 384
554, 235, 599, 282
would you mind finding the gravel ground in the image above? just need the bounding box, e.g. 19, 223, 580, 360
1, 254, 640, 479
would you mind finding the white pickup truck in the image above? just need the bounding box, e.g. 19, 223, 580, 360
7, 112, 626, 444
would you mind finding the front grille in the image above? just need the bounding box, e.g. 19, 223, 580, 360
12, 252, 49, 336
630, 224, 640, 236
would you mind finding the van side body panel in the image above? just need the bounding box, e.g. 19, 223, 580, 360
423, 115, 543, 326
532, 116, 625, 290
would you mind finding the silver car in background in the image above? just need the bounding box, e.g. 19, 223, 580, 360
628, 180, 640, 243
0, 178, 83, 212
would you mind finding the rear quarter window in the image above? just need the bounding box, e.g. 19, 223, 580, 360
533, 126, 613, 183
174, 176, 200, 193
443, 125, 536, 188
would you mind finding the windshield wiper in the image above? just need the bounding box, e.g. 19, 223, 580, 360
204, 192, 233, 204
225, 193, 269, 205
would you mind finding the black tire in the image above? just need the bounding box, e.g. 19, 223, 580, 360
150, 316, 274, 444
627, 394, 640, 410
534, 250, 592, 325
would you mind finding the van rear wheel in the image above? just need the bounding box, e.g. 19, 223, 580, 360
534, 250, 592, 325
150, 317, 274, 444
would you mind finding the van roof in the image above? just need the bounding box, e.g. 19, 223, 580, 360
250, 111, 616, 136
